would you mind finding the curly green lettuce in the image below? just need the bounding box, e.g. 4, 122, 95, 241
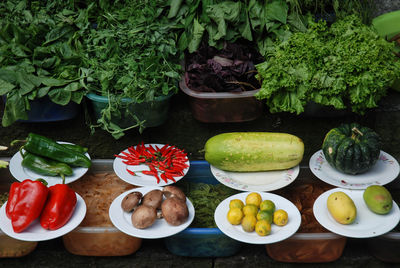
255, 15, 400, 115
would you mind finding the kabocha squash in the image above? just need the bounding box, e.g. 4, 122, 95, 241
204, 132, 304, 172
322, 123, 381, 175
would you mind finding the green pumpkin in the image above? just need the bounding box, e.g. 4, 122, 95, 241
322, 123, 381, 175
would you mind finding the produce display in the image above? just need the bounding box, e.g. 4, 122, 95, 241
205, 132, 304, 172
11, 133, 91, 180
1, 0, 400, 263
121, 186, 189, 229
226, 192, 289, 236
325, 185, 394, 226
115, 143, 188, 184
322, 123, 381, 175
5, 179, 77, 233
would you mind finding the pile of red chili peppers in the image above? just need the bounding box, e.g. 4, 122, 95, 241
115, 143, 189, 184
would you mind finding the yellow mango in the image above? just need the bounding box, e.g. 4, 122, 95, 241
327, 191, 357, 225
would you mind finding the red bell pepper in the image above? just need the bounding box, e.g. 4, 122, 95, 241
40, 184, 77, 230
5, 182, 20, 219
7, 179, 48, 233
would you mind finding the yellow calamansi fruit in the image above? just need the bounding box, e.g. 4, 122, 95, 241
255, 220, 272, 236
257, 210, 273, 224
227, 207, 244, 225
273, 209, 289, 226
242, 204, 258, 217
229, 199, 245, 210
241, 214, 257, 232
260, 200, 275, 214
245, 192, 262, 207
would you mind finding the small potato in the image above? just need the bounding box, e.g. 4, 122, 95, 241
163, 185, 186, 201
142, 189, 163, 209
161, 197, 189, 226
121, 191, 142, 212
131, 205, 157, 229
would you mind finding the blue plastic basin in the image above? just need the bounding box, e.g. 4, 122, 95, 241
163, 161, 242, 257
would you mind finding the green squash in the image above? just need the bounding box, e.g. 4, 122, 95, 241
322, 123, 381, 175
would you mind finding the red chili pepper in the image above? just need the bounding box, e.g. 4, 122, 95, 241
7, 179, 49, 233
126, 168, 137, 176
164, 173, 176, 183
40, 184, 77, 230
160, 173, 168, 183
141, 170, 157, 176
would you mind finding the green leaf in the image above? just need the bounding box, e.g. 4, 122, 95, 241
265, 0, 288, 24
16, 72, 36, 95
188, 18, 205, 53
48, 88, 71, 105
168, 0, 183, 18
2, 92, 28, 127
71, 91, 84, 104
0, 79, 16, 95
64, 82, 81, 92
37, 86, 51, 98
44, 25, 74, 45
41, 77, 71, 87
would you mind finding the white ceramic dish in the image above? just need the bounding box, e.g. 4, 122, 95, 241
113, 144, 190, 186
309, 150, 399, 190
0, 193, 86, 242
214, 191, 301, 244
210, 165, 300, 192
109, 187, 195, 239
9, 142, 91, 186
313, 187, 400, 238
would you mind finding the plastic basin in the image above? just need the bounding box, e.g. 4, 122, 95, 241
86, 93, 173, 128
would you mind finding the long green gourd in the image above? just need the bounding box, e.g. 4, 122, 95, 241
204, 132, 304, 172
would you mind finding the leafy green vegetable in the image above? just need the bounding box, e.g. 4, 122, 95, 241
82, 0, 182, 138
177, 181, 239, 228
255, 15, 400, 115
169, 0, 307, 56
0, 0, 95, 127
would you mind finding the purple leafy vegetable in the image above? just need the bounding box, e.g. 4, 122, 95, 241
185, 42, 263, 93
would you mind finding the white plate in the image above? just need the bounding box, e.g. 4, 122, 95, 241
9, 142, 91, 186
313, 188, 400, 238
309, 150, 400, 189
0, 193, 86, 241
113, 144, 190, 186
109, 187, 195, 239
214, 192, 301, 244
210, 165, 300, 192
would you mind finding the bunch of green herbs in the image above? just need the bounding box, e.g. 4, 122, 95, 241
177, 180, 238, 228
83, 0, 182, 138
255, 15, 400, 115
168, 0, 308, 56
0, 0, 99, 127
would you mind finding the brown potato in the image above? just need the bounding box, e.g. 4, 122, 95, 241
161, 197, 189, 226
131, 205, 157, 229
163, 185, 186, 201
142, 189, 163, 209
121, 191, 143, 212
